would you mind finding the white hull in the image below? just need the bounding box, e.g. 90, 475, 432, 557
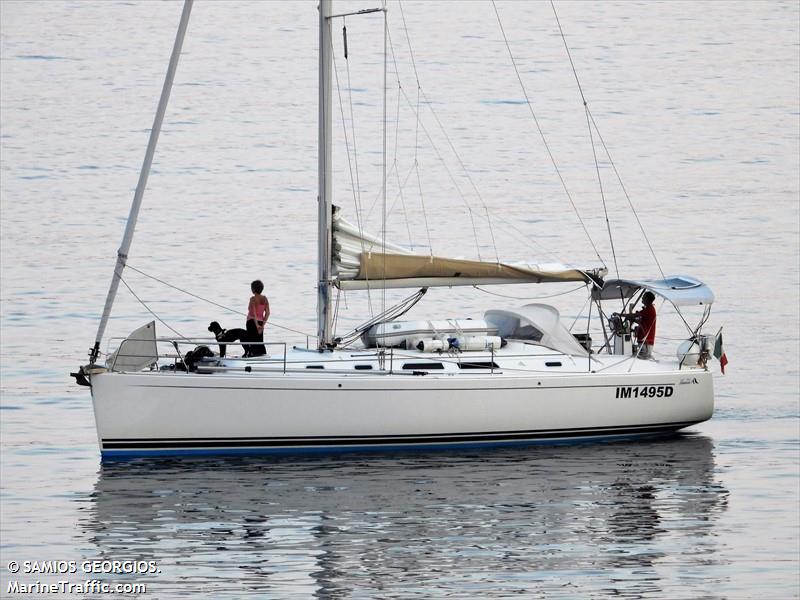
79, 2, 720, 461
90, 353, 713, 457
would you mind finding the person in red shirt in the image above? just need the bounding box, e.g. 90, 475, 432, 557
629, 291, 657, 359
246, 279, 270, 357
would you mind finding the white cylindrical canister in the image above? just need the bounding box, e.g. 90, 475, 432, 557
416, 338, 446, 352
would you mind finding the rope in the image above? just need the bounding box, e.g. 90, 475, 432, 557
473, 283, 586, 300
491, 0, 605, 267
124, 264, 315, 338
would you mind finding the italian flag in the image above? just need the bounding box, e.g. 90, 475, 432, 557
713, 333, 728, 374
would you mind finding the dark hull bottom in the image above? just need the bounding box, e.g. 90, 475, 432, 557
100, 421, 697, 459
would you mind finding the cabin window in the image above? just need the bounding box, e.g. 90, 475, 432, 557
354, 364, 373, 370
458, 361, 499, 369
401, 362, 445, 370
545, 361, 562, 367
514, 324, 544, 342
306, 365, 324, 369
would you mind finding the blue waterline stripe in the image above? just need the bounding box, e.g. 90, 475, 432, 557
101, 421, 697, 450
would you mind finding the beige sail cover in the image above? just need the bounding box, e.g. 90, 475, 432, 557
331, 209, 605, 290
358, 253, 591, 283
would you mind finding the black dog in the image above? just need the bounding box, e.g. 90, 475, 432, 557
208, 321, 251, 358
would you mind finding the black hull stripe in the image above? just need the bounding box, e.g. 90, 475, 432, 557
102, 421, 697, 449
127, 381, 684, 391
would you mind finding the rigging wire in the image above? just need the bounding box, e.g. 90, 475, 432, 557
548, 0, 697, 350
490, 213, 577, 265
361, 82, 477, 252
336, 287, 427, 348
343, 21, 365, 243
549, 1, 586, 105
490, 0, 605, 267
418, 87, 502, 264
585, 104, 619, 278
382, 0, 388, 323
586, 109, 667, 281
332, 24, 375, 317
399, 3, 500, 263
124, 264, 315, 338
386, 28, 416, 250
397, 2, 435, 256
569, 291, 592, 332
332, 286, 342, 337
384, 84, 486, 255
398, 1, 502, 263
372, 164, 593, 272
549, 1, 696, 341
357, 109, 605, 286
117, 271, 187, 340
363, 5, 609, 278
397, 1, 487, 261
384, 160, 421, 231
549, 0, 666, 282
361, 5, 514, 266
360, 93, 603, 279
549, 0, 619, 278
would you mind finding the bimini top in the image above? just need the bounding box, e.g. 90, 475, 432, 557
594, 276, 714, 306
485, 304, 589, 357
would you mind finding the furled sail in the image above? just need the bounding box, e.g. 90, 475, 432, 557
332, 209, 606, 290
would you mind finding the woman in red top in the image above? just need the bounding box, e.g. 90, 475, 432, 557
246, 280, 270, 357
631, 291, 657, 359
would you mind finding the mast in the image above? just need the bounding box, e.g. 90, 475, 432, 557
90, 0, 194, 363
317, 0, 334, 349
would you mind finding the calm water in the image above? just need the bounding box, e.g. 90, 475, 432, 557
1, 1, 798, 598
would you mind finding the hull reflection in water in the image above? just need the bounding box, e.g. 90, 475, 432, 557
81, 435, 728, 598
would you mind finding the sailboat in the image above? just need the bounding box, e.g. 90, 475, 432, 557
73, 0, 721, 458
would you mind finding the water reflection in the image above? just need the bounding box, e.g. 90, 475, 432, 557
80, 435, 729, 598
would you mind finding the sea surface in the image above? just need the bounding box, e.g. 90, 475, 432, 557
1, 1, 798, 598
